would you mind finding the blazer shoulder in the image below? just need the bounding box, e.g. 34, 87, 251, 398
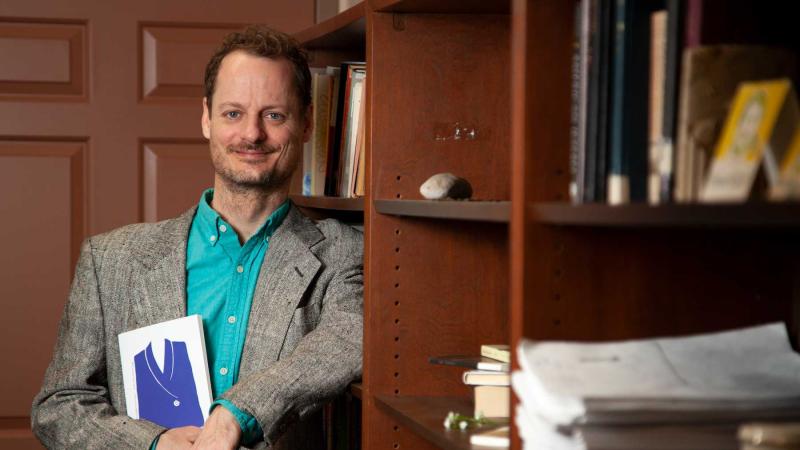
85, 208, 195, 267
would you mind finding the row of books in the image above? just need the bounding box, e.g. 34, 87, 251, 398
429, 344, 511, 447
569, 0, 799, 204
512, 322, 800, 449
301, 61, 366, 199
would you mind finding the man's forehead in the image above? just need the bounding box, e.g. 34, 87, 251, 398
211, 52, 297, 104
217, 51, 292, 78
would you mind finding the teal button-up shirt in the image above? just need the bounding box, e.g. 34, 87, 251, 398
153, 189, 289, 447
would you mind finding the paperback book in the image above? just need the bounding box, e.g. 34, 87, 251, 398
118, 315, 213, 428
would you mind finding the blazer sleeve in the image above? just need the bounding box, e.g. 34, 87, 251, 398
31, 239, 165, 449
220, 226, 364, 445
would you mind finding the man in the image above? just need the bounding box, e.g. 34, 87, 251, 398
31, 25, 363, 450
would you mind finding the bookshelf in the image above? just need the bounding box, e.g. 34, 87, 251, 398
307, 1, 800, 449
363, 1, 511, 450
511, 1, 800, 450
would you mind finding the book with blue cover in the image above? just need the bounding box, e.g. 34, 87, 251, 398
118, 315, 213, 428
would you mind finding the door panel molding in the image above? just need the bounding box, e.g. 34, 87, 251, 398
141, 138, 213, 222
0, 18, 87, 101
139, 22, 244, 103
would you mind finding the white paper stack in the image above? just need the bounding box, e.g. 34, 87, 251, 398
512, 322, 800, 450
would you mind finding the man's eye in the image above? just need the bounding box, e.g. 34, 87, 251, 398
224, 111, 241, 119
265, 112, 285, 121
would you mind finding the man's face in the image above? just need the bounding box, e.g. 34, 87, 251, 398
201, 51, 311, 192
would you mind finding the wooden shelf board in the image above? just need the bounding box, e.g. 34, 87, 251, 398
372, 0, 510, 14
290, 194, 364, 211
374, 199, 510, 223
295, 2, 365, 50
374, 395, 505, 450
530, 202, 800, 228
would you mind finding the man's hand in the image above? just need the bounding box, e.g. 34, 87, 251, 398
156, 426, 201, 450
191, 406, 242, 450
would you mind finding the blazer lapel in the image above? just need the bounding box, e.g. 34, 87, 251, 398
132, 208, 195, 327
241, 205, 323, 370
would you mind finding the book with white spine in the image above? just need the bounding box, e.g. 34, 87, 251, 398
118, 315, 212, 428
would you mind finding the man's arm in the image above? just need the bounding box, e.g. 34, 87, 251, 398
217, 226, 364, 446
31, 239, 165, 449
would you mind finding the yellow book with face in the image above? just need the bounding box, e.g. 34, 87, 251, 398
700, 79, 793, 202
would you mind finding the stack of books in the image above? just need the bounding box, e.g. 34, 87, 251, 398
430, 344, 511, 419
430, 344, 512, 447
512, 323, 800, 450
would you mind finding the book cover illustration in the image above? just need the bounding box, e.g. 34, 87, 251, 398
700, 79, 794, 202
119, 315, 213, 428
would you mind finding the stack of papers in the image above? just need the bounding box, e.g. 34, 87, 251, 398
512, 323, 800, 450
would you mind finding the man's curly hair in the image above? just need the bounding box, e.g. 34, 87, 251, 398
203, 24, 311, 111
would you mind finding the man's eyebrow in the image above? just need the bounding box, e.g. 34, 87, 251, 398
217, 102, 245, 109
217, 102, 290, 110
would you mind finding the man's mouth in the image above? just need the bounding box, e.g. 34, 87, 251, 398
230, 146, 278, 155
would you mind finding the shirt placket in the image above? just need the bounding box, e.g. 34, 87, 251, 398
217, 220, 241, 393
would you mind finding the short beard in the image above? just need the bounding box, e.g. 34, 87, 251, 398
211, 143, 296, 194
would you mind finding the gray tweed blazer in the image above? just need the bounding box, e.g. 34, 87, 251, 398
31, 204, 363, 449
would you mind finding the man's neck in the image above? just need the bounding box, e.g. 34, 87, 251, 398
210, 182, 288, 244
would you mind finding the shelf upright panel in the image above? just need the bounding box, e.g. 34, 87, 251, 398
510, 1, 576, 449
363, 4, 512, 450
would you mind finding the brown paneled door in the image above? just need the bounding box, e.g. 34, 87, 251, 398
0, 1, 311, 447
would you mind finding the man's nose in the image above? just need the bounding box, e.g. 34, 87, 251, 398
242, 116, 266, 143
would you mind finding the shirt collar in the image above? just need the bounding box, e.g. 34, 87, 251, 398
195, 188, 291, 246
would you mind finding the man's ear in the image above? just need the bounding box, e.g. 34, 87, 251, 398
302, 104, 313, 143
201, 97, 211, 139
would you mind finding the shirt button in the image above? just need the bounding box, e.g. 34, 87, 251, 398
236, 265, 244, 273
209, 235, 216, 242
219, 367, 228, 376
219, 224, 227, 233
228, 316, 236, 324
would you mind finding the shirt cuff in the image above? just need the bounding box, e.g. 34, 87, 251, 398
212, 399, 263, 445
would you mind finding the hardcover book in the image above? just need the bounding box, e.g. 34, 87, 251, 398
674, 46, 796, 202
700, 79, 796, 202
480, 344, 510, 363
462, 370, 511, 387
118, 315, 213, 428
474, 385, 510, 418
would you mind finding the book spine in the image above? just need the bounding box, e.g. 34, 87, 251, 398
476, 361, 510, 372
660, 0, 683, 202
311, 74, 332, 196
593, 0, 613, 203
569, 0, 584, 203
648, 10, 667, 205
607, 0, 660, 204
325, 62, 352, 196
607, 0, 629, 204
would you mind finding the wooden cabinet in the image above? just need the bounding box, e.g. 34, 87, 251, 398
296, 1, 800, 449
296, 2, 512, 449
511, 1, 800, 449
